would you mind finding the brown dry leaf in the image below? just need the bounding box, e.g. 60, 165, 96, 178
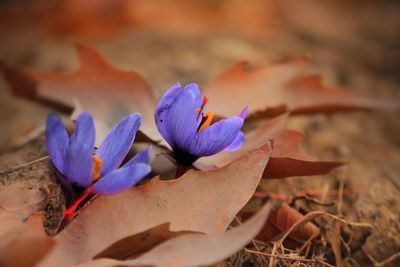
266, 129, 345, 178
93, 223, 197, 260
0, 185, 47, 236
204, 60, 397, 118
1, 44, 159, 144
38, 143, 271, 267
197, 114, 343, 179
79, 202, 272, 267
0, 214, 55, 267
264, 203, 319, 243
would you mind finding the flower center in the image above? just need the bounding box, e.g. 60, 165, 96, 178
196, 96, 215, 132
62, 156, 102, 220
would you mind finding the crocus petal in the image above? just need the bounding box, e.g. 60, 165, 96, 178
155, 83, 182, 146
224, 107, 248, 151
224, 131, 245, 151
189, 116, 244, 157
96, 113, 141, 176
92, 163, 151, 195
164, 83, 203, 150
63, 112, 95, 187
239, 106, 249, 120
124, 146, 152, 167
45, 114, 69, 173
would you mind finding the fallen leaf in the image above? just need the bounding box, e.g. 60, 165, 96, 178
0, 214, 55, 267
93, 223, 197, 260
197, 114, 344, 178
266, 129, 345, 178
259, 203, 319, 243
79, 202, 273, 267
38, 143, 271, 267
204, 60, 397, 118
1, 44, 159, 144
0, 185, 47, 236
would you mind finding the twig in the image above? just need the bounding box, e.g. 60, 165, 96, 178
245, 248, 335, 267
278, 211, 324, 245
0, 155, 50, 175
268, 242, 278, 267
366, 251, 400, 267
332, 178, 345, 265
290, 195, 336, 207
234, 216, 269, 266
323, 213, 373, 228
298, 230, 320, 256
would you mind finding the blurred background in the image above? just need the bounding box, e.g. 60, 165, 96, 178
0, 0, 399, 265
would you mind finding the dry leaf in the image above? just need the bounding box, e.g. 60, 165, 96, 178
79, 202, 273, 267
197, 114, 343, 178
260, 203, 319, 243
38, 143, 271, 267
266, 129, 345, 178
1, 44, 159, 144
204, 60, 397, 118
0, 185, 47, 236
0, 214, 55, 267
93, 223, 197, 260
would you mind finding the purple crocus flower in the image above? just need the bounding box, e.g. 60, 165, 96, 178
155, 83, 247, 167
46, 111, 151, 219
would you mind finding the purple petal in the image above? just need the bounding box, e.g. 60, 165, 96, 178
155, 83, 182, 146
92, 163, 151, 195
124, 146, 152, 167
239, 106, 249, 120
224, 131, 245, 151
45, 114, 69, 173
96, 113, 141, 176
189, 116, 244, 157
163, 83, 202, 150
224, 107, 248, 151
63, 112, 95, 187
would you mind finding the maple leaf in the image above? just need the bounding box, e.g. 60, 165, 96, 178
37, 143, 271, 267
197, 114, 344, 179
1, 44, 159, 144
78, 202, 272, 267
204, 60, 398, 118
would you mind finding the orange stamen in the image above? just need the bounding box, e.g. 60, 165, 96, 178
63, 187, 93, 219
92, 155, 103, 182
198, 112, 215, 132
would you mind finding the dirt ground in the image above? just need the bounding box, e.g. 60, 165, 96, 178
0, 1, 399, 266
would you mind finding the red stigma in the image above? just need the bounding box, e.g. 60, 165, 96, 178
63, 187, 93, 220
